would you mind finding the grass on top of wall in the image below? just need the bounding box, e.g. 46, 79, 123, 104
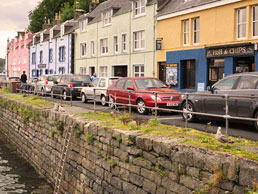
0, 89, 55, 109
76, 111, 258, 162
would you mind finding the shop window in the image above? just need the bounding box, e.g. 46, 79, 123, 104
237, 8, 247, 39
235, 57, 254, 73
209, 59, 224, 86
183, 19, 189, 45
182, 60, 196, 89
253, 5, 258, 37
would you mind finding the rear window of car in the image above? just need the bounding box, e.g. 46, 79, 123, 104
237, 76, 258, 89
70, 75, 91, 83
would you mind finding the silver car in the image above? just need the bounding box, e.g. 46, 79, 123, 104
34, 75, 60, 95
81, 77, 119, 106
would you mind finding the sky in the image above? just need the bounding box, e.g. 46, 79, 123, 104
0, 1, 40, 59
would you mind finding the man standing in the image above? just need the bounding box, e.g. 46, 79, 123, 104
91, 72, 97, 81
21, 71, 27, 83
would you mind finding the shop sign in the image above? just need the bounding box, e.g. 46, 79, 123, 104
156, 40, 162, 50
206, 45, 254, 58
166, 64, 178, 87
38, 64, 46, 68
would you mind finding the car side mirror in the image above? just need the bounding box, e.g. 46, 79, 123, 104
207, 86, 214, 93
127, 86, 134, 90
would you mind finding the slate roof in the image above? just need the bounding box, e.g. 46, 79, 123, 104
158, 0, 225, 17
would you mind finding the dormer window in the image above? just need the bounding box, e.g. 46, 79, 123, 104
133, 0, 146, 17
61, 25, 65, 37
40, 33, 44, 43
103, 9, 112, 26
80, 19, 87, 32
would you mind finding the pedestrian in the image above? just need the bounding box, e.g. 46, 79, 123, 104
20, 71, 27, 93
91, 72, 97, 81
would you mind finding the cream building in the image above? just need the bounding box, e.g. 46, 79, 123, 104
74, 0, 157, 78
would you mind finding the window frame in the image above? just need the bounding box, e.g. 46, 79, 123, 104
91, 41, 95, 56
32, 52, 36, 65
183, 19, 190, 46
39, 51, 43, 64
100, 38, 109, 55
99, 66, 108, 77
122, 33, 127, 52
236, 7, 247, 40
103, 9, 112, 26
133, 30, 145, 51
193, 17, 200, 45
59, 46, 65, 62
252, 5, 258, 38
80, 42, 87, 58
113, 35, 119, 54
133, 64, 145, 77
49, 48, 53, 63
133, 0, 146, 17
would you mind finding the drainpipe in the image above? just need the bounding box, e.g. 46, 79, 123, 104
68, 34, 70, 74
97, 21, 99, 75
153, 3, 157, 78
129, 8, 132, 77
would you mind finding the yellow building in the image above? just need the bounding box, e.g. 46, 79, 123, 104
157, 0, 258, 91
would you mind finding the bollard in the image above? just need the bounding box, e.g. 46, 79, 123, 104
225, 94, 229, 135
154, 92, 158, 120
129, 91, 132, 115
93, 88, 96, 113
185, 93, 189, 129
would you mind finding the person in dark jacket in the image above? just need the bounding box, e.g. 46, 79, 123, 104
20, 71, 27, 83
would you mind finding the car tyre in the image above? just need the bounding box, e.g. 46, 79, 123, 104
137, 99, 148, 115
253, 110, 258, 131
109, 96, 115, 109
81, 93, 87, 103
101, 95, 106, 106
63, 91, 69, 101
181, 101, 196, 122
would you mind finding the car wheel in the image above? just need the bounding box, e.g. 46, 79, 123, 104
101, 95, 106, 106
137, 99, 148, 115
51, 90, 55, 98
182, 101, 196, 122
63, 91, 69, 101
253, 111, 258, 131
109, 96, 115, 109
81, 93, 87, 103
41, 88, 44, 96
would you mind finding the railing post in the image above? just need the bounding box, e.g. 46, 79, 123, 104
129, 91, 132, 115
70, 88, 73, 107
109, 90, 112, 111
225, 94, 229, 135
93, 88, 96, 113
154, 92, 158, 120
185, 93, 189, 129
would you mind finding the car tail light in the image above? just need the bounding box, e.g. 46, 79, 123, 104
45, 80, 48, 85
68, 82, 73, 88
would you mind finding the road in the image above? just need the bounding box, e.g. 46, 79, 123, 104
43, 96, 258, 141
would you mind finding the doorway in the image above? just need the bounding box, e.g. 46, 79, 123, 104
89, 67, 95, 76
159, 62, 166, 83
208, 59, 224, 86
112, 66, 128, 77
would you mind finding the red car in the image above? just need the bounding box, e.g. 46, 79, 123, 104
107, 77, 181, 114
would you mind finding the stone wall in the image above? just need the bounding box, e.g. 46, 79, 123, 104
0, 95, 257, 194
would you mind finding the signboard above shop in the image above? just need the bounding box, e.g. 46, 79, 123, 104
206, 44, 254, 58
38, 64, 46, 68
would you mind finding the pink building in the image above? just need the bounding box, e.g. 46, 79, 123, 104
8, 32, 33, 77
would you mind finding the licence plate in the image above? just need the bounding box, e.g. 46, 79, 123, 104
167, 103, 179, 107
78, 88, 82, 92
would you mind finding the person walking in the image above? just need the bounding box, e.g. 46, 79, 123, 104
91, 72, 97, 81
20, 71, 27, 93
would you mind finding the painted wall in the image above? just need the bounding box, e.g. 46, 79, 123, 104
74, 2, 157, 77
157, 0, 258, 63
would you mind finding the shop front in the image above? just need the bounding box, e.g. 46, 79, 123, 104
206, 43, 257, 87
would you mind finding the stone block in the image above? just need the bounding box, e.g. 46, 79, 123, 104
136, 135, 153, 151
143, 178, 157, 194
129, 173, 144, 186
122, 182, 137, 194
179, 175, 200, 190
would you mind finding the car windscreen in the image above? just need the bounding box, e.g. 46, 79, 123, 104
135, 79, 167, 89
70, 75, 90, 83
108, 78, 119, 86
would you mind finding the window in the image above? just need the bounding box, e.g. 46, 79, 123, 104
99, 66, 108, 77
59, 46, 65, 62
182, 60, 196, 89
80, 67, 87, 75
39, 51, 43, 64
133, 0, 146, 17
115, 79, 126, 89
103, 10, 112, 26
236, 76, 258, 89
125, 79, 134, 89
237, 8, 247, 39
122, 34, 127, 52
80, 43, 87, 57
113, 36, 118, 54
213, 76, 239, 90
45, 69, 49, 75
253, 6, 258, 37
91, 41, 95, 56
18, 56, 21, 64
183, 19, 189, 45
134, 65, 144, 77
23, 55, 26, 64
59, 67, 65, 74
49, 70, 53, 74
99, 79, 106, 88
32, 52, 36, 65
193, 17, 200, 44
80, 19, 87, 32
49, 49, 53, 63
133, 30, 145, 50
100, 38, 108, 55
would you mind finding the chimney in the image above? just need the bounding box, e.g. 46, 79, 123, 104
42, 17, 52, 29
74, 1, 86, 19
89, 0, 99, 12
54, 12, 62, 25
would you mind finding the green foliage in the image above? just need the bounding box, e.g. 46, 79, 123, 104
55, 120, 65, 135
74, 127, 83, 138
85, 134, 95, 145
49, 129, 55, 138
108, 159, 117, 167
116, 137, 122, 144
149, 119, 160, 126
130, 124, 140, 131
61, 2, 74, 21
22, 94, 28, 98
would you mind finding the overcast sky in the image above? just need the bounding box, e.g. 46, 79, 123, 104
0, 1, 40, 59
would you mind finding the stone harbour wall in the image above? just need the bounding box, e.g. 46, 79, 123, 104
0, 95, 257, 194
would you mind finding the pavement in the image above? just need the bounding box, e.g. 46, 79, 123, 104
44, 95, 258, 141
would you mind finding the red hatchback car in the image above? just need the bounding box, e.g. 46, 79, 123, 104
107, 77, 181, 114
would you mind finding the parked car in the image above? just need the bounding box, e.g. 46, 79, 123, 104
0, 74, 6, 81
81, 77, 119, 106
8, 77, 20, 81
27, 77, 39, 93
180, 72, 258, 130
51, 74, 91, 100
34, 75, 60, 95
107, 77, 181, 114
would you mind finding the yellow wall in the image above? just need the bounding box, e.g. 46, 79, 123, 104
157, 0, 258, 62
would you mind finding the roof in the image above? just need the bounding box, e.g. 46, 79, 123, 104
158, 0, 225, 17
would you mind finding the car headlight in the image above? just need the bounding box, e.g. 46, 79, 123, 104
150, 95, 162, 102
181, 94, 185, 99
